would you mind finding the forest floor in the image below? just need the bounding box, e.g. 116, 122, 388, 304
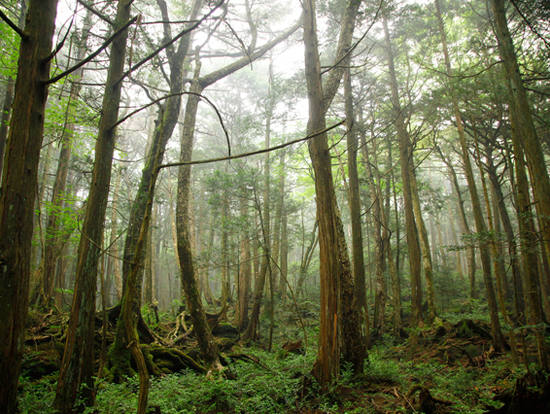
18, 299, 550, 413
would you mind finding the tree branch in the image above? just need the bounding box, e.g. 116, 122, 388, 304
158, 119, 346, 169
115, 0, 224, 86
45, 15, 138, 84
77, 0, 114, 25
0, 8, 25, 38
112, 90, 230, 156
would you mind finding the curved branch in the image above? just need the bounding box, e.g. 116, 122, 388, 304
158, 119, 346, 169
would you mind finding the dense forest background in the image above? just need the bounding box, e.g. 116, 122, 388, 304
0, 0, 549, 412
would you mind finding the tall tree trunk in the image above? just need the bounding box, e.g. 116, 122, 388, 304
0, 1, 58, 411
111, 0, 203, 378
345, 67, 369, 339
506, 84, 549, 370
107, 167, 123, 302
143, 205, 154, 304
303, 0, 365, 386
280, 201, 289, 302
486, 157, 524, 320
434, 0, 505, 351
383, 17, 423, 327
235, 197, 251, 331
271, 152, 284, 295
361, 128, 385, 336
55, 1, 133, 410
220, 191, 231, 307
409, 167, 437, 322
244, 91, 272, 342
439, 150, 477, 298
473, 140, 519, 364
175, 65, 220, 366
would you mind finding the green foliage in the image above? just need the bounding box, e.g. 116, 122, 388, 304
18, 375, 57, 414
94, 348, 312, 414
364, 350, 404, 385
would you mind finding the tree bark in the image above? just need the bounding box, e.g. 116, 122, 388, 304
345, 66, 369, 338
0, 1, 58, 411
303, 0, 365, 386
55, 1, 133, 411
383, 17, 423, 327
409, 166, 437, 322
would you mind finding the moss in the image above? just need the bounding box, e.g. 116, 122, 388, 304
107, 339, 135, 382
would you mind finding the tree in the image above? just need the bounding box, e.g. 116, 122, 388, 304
55, 1, 135, 410
110, 0, 204, 379
382, 16, 424, 328
0, 1, 59, 411
302, 0, 365, 386
344, 65, 369, 339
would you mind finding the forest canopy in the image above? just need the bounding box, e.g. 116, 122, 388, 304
0, 0, 549, 412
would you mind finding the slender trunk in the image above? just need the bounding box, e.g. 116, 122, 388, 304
108, 168, 123, 302
55, 1, 133, 410
383, 17, 423, 327
345, 67, 369, 338
507, 84, 549, 370
360, 129, 385, 336
410, 167, 437, 322
280, 203, 289, 302
486, 158, 524, 320
220, 192, 230, 307
473, 140, 519, 364
236, 197, 251, 331
244, 97, 272, 342
271, 153, 284, 295
441, 152, 476, 298
175, 65, 219, 365
144, 206, 154, 304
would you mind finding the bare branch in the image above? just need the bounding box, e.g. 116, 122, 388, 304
46, 12, 76, 62
158, 120, 346, 169
115, 0, 224, 85
0, 8, 25, 38
320, 0, 383, 76
45, 15, 139, 84
77, 0, 114, 25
